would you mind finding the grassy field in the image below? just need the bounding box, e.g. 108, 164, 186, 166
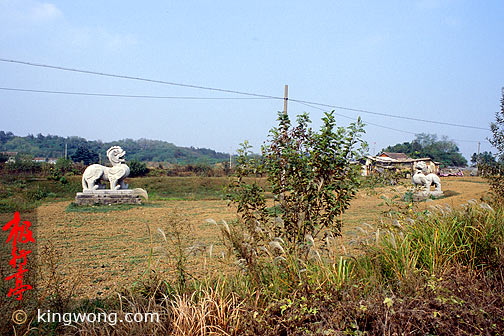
0, 175, 487, 299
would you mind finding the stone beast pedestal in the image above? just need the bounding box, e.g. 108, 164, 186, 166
75, 189, 146, 206
412, 190, 443, 202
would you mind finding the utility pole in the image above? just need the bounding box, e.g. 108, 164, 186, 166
280, 85, 288, 205
65, 143, 67, 159
477, 141, 481, 164
283, 84, 288, 113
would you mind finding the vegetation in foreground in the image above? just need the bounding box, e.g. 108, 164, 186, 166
6, 197, 502, 336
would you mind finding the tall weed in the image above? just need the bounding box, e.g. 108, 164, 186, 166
365, 202, 504, 286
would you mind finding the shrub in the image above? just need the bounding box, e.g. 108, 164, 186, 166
3, 157, 41, 175
55, 157, 74, 174
186, 163, 213, 176
485, 88, 504, 202
129, 159, 149, 177
224, 111, 367, 290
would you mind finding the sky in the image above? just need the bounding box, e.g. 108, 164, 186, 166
0, 0, 503, 160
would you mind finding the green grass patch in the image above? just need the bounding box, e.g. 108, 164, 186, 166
0, 174, 81, 212
65, 202, 161, 213
0, 175, 261, 213
456, 178, 488, 184
0, 174, 249, 212
129, 176, 229, 200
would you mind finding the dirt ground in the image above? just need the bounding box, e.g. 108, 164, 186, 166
342, 176, 490, 236
7, 176, 490, 299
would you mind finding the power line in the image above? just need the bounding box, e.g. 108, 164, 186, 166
0, 87, 273, 100
289, 98, 489, 131
0, 58, 281, 100
295, 101, 417, 135
295, 101, 481, 143
0, 57, 490, 131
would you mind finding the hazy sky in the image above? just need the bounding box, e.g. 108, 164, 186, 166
1, 0, 503, 160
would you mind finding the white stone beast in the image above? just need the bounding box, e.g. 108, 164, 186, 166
82, 146, 130, 191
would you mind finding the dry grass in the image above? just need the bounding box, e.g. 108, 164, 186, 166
34, 200, 236, 298
169, 283, 244, 336
65, 279, 244, 336
3, 176, 487, 300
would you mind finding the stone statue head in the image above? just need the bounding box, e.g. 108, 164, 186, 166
106, 146, 126, 166
415, 161, 427, 173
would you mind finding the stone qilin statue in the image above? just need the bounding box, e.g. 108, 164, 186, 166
412, 161, 442, 198
82, 146, 130, 191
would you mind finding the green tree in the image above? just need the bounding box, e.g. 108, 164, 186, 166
0, 131, 14, 144
490, 88, 504, 159
382, 133, 467, 167
0, 131, 230, 164
71, 145, 99, 165
226, 111, 367, 258
484, 89, 504, 202
470, 151, 496, 166
5, 155, 40, 174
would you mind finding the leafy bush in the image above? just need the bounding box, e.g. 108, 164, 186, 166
26, 186, 49, 201
360, 169, 407, 191
224, 111, 367, 290
483, 89, 504, 202
186, 163, 213, 176
128, 159, 149, 177
55, 157, 74, 174
480, 164, 504, 202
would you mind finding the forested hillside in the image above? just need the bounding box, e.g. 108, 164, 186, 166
0, 131, 228, 164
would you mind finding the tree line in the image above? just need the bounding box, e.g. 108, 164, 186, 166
381, 133, 469, 167
0, 131, 228, 165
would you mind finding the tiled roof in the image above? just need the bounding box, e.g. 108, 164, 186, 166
379, 152, 410, 160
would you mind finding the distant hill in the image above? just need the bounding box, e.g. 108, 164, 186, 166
0, 131, 228, 164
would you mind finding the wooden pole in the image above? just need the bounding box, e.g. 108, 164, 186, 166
283, 84, 288, 113
477, 141, 481, 165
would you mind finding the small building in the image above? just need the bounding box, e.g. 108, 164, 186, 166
361, 152, 439, 176
32, 157, 58, 164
